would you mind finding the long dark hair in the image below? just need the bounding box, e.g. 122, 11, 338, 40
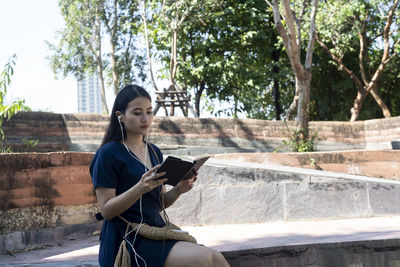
100, 85, 152, 147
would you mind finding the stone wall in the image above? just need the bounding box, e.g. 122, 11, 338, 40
3, 151, 400, 251
0, 153, 97, 234
167, 160, 400, 225
3, 112, 400, 153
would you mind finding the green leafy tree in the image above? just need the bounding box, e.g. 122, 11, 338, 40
149, 0, 293, 119
197, 0, 290, 119
0, 55, 30, 141
146, 0, 215, 117
267, 0, 319, 138
308, 46, 359, 121
48, 0, 144, 114
316, 0, 400, 121
99, 0, 146, 91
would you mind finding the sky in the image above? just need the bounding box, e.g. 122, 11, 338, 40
0, 0, 83, 113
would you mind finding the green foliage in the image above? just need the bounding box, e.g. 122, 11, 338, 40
0, 138, 38, 153
315, 0, 400, 120
148, 0, 400, 122
309, 157, 316, 167
149, 0, 293, 119
282, 122, 317, 152
309, 46, 358, 121
317, 0, 362, 55
0, 144, 13, 153
22, 138, 39, 151
0, 55, 30, 141
45, 0, 400, 121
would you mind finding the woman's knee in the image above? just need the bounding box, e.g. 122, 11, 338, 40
211, 249, 229, 266
187, 247, 214, 267
164, 242, 214, 267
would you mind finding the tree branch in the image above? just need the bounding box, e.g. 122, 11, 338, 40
316, 33, 363, 91
296, 0, 309, 47
281, 0, 304, 78
358, 19, 369, 86
365, 0, 399, 93
271, 0, 296, 75
141, 0, 159, 92
382, 0, 399, 62
304, 0, 318, 69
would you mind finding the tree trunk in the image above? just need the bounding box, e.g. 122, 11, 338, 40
370, 86, 391, 118
233, 96, 238, 119
272, 0, 318, 129
169, 29, 178, 86
122, 34, 133, 87
142, 0, 161, 115
100, 0, 119, 96
97, 63, 109, 114
141, 0, 159, 93
350, 83, 391, 122
273, 77, 281, 120
285, 77, 299, 120
110, 41, 119, 95
350, 90, 367, 122
194, 81, 205, 118
296, 70, 312, 134
189, 32, 201, 118
271, 44, 282, 120
110, 0, 119, 95
94, 7, 108, 114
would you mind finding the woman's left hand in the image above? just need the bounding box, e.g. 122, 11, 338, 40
175, 172, 197, 194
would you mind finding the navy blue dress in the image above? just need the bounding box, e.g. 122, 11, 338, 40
90, 141, 178, 267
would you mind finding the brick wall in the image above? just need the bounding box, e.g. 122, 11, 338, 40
0, 152, 97, 236
3, 112, 400, 153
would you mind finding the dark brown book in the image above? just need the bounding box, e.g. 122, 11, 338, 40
155, 155, 210, 186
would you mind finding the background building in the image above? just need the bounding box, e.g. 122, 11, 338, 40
77, 73, 102, 114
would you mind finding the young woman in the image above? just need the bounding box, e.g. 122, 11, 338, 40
90, 85, 229, 267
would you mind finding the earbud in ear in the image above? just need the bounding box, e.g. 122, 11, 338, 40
118, 115, 122, 121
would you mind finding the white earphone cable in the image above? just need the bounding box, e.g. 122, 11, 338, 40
118, 116, 148, 267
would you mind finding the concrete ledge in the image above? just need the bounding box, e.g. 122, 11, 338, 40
3, 216, 400, 267
184, 216, 400, 267
0, 221, 101, 253
166, 158, 400, 225
222, 239, 400, 267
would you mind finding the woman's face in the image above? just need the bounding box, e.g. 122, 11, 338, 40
121, 96, 154, 137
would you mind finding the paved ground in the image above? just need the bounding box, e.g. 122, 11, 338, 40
2, 216, 400, 266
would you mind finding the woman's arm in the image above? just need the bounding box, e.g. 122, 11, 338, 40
161, 186, 181, 209
162, 175, 197, 209
96, 165, 166, 220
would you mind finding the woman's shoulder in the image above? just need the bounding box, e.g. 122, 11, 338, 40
96, 141, 123, 156
90, 141, 124, 172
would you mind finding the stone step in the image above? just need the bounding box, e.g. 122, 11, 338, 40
2, 216, 400, 267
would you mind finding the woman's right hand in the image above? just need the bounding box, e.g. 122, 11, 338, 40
138, 165, 167, 194
95, 166, 167, 220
